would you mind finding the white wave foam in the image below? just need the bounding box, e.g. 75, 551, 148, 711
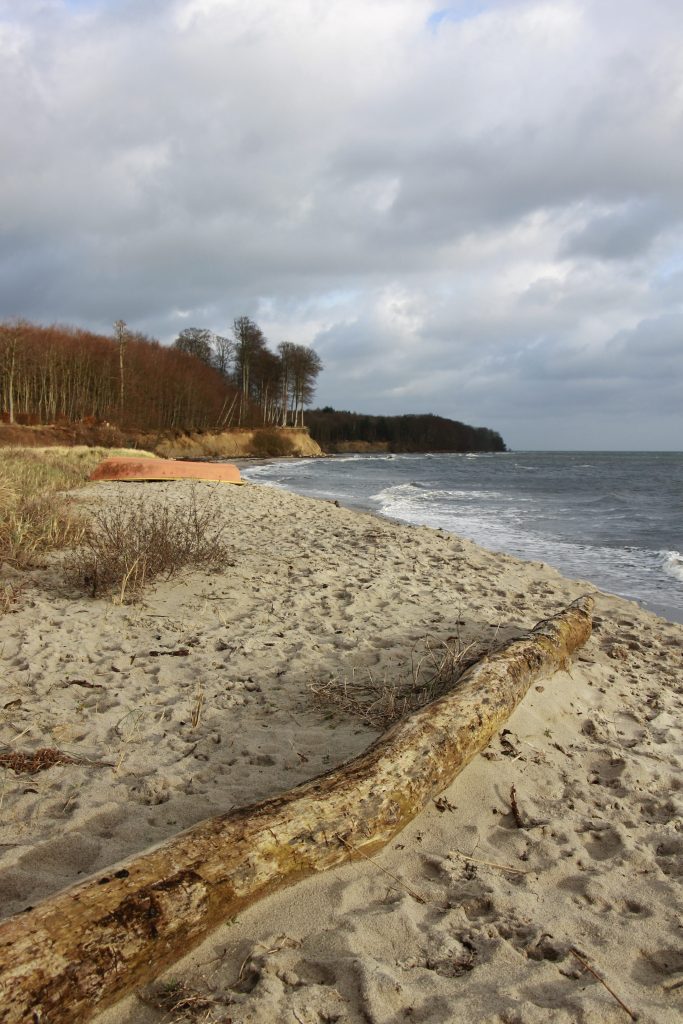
449, 489, 505, 500
239, 473, 285, 489
661, 550, 683, 582
371, 484, 503, 508
242, 459, 310, 479
331, 453, 412, 463
370, 482, 421, 502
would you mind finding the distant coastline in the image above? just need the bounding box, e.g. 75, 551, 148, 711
0, 414, 507, 459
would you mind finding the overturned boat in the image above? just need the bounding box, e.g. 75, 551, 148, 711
89, 456, 243, 484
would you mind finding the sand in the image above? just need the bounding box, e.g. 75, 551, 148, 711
1, 478, 681, 1023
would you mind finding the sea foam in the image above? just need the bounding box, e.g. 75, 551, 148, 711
662, 550, 683, 583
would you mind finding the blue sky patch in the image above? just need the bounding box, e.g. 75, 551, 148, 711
427, 2, 488, 32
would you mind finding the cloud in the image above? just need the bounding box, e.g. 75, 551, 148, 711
559, 201, 676, 261
0, 0, 682, 447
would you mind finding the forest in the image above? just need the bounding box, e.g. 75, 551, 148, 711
0, 319, 321, 432
0, 319, 505, 453
306, 409, 506, 452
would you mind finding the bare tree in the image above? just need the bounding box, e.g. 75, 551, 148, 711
289, 345, 323, 426
277, 341, 297, 427
232, 316, 267, 425
251, 347, 282, 423
173, 327, 214, 365
0, 322, 19, 423
212, 333, 235, 377
113, 320, 128, 411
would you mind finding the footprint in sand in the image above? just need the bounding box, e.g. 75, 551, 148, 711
654, 835, 683, 879
584, 825, 624, 861
619, 897, 651, 918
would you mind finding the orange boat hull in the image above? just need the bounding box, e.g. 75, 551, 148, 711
89, 457, 243, 484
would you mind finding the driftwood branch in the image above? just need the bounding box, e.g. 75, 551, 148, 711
0, 597, 594, 1024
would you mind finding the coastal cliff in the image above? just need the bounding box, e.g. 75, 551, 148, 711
0, 423, 323, 459
154, 427, 322, 458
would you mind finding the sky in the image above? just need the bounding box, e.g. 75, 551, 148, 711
1, 0, 682, 450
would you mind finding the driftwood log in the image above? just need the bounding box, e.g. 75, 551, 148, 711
0, 596, 593, 1024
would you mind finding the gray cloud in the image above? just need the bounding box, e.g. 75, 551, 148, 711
1, 0, 682, 448
559, 201, 674, 261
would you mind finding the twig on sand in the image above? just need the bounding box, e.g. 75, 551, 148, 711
236, 936, 300, 983
63, 678, 104, 690
570, 947, 639, 1021
136, 978, 218, 1018
191, 687, 205, 730
448, 849, 529, 876
509, 785, 527, 829
336, 834, 429, 905
0, 748, 113, 774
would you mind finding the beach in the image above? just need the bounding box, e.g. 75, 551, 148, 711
1, 478, 682, 1023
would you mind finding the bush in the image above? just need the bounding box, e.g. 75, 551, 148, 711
66, 489, 230, 601
249, 429, 295, 457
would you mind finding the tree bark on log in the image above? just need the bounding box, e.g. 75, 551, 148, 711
0, 597, 594, 1024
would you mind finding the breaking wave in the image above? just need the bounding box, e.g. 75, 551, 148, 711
662, 550, 683, 583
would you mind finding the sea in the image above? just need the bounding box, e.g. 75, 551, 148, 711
242, 451, 683, 624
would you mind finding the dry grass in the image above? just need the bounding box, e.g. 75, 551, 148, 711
311, 633, 490, 728
66, 489, 230, 601
311, 668, 413, 728
0, 445, 155, 495
0, 446, 156, 570
138, 979, 224, 1023
0, 450, 88, 568
0, 492, 87, 567
0, 445, 157, 620
0, 580, 24, 614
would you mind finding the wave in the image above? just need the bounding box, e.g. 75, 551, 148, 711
242, 450, 683, 622
243, 459, 310, 477
371, 483, 504, 505
326, 453, 417, 464
450, 489, 505, 500
327, 455, 364, 462
370, 482, 423, 502
661, 550, 683, 583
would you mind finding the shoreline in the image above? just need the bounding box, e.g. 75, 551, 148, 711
240, 454, 683, 627
1, 479, 681, 1022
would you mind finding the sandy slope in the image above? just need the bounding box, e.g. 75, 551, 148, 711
1, 479, 681, 1023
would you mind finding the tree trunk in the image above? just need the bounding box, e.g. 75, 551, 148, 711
4, 339, 16, 424
0, 598, 593, 1024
